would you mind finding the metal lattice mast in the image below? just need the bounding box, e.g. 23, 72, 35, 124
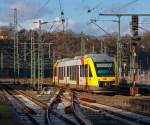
13, 8, 20, 83
80, 32, 85, 56
33, 20, 45, 90
38, 20, 44, 90
0, 51, 3, 72
30, 31, 36, 88
117, 16, 122, 80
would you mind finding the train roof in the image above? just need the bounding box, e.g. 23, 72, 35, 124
55, 54, 114, 64
84, 54, 114, 62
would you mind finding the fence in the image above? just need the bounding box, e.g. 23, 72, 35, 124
126, 69, 150, 84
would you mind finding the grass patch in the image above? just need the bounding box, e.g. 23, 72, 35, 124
0, 105, 16, 125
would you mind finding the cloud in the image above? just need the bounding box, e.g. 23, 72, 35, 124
66, 20, 103, 36
9, 1, 53, 21
0, 0, 53, 24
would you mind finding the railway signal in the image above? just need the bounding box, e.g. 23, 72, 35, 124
131, 15, 138, 37
99, 13, 150, 85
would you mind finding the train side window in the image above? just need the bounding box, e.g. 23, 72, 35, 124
61, 67, 63, 80
73, 66, 76, 80
72, 66, 74, 80
60, 67, 61, 79
74, 66, 77, 80
55, 67, 57, 76
80, 65, 84, 77
58, 67, 59, 78
53, 67, 55, 76
64, 66, 66, 77
73, 66, 75, 80
67, 66, 69, 77
72, 66, 73, 80
61, 67, 63, 79
59, 67, 61, 79
70, 66, 72, 80
60, 67, 62, 80
85, 65, 88, 77
80, 65, 83, 77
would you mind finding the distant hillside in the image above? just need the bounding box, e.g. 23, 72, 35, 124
0, 30, 149, 78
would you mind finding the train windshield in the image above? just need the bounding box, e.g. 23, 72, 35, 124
95, 62, 115, 76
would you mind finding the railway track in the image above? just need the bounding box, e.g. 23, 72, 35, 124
60, 90, 150, 125
4, 89, 46, 125
46, 89, 93, 125
77, 96, 150, 125
3, 84, 150, 125
3, 84, 92, 125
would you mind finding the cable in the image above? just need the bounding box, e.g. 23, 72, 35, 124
139, 26, 150, 33
88, 20, 111, 35
112, 0, 139, 12
33, 0, 51, 19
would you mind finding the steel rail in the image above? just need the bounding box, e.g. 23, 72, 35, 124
3, 89, 40, 125
78, 97, 150, 125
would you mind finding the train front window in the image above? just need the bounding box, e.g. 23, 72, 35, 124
95, 62, 114, 76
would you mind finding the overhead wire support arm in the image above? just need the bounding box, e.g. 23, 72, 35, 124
99, 13, 150, 17
13, 8, 20, 84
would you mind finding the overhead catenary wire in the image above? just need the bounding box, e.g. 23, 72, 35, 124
139, 26, 150, 33
88, 20, 111, 36
112, 0, 139, 12
33, 0, 51, 19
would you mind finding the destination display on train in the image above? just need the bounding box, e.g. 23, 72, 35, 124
96, 63, 113, 68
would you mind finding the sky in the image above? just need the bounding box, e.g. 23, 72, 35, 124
0, 0, 150, 36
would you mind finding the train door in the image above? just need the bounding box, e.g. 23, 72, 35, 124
76, 65, 79, 89
57, 67, 59, 85
53, 66, 55, 84
79, 65, 86, 89
53, 67, 57, 85
86, 64, 92, 88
